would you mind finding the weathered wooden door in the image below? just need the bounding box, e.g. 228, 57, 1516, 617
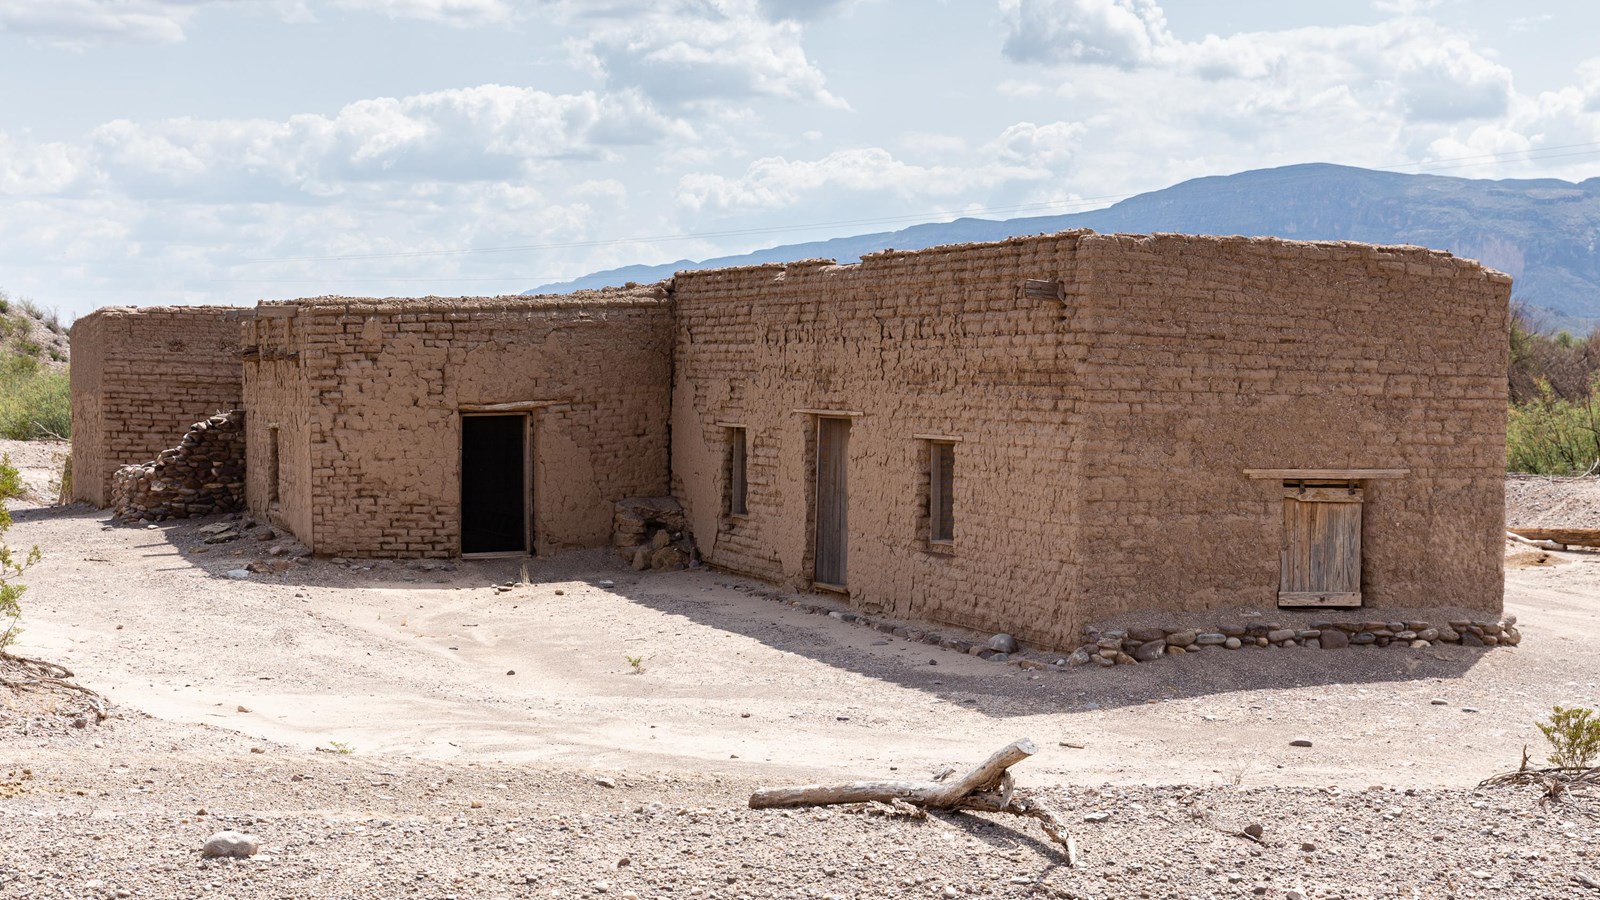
1278, 484, 1362, 607
814, 417, 850, 588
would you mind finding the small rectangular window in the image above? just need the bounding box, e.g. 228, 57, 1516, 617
728, 427, 748, 516
928, 441, 954, 543
267, 426, 281, 505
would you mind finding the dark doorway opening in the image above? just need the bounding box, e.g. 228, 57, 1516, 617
461, 414, 529, 555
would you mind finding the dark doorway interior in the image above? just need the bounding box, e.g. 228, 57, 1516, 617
461, 414, 528, 555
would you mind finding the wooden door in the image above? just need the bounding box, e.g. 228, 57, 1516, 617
814, 417, 850, 588
1278, 484, 1362, 607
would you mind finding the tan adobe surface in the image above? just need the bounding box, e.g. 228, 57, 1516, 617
67, 231, 1510, 650
68, 306, 244, 507
241, 286, 672, 556
670, 231, 1510, 647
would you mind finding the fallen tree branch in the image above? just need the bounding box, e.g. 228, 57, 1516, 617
749, 738, 1075, 863
0, 651, 108, 722
1479, 764, 1600, 807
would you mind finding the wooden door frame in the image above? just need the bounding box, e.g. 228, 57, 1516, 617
458, 411, 535, 559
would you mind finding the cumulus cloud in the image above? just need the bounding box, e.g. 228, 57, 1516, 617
1001, 0, 1515, 124
561, 0, 846, 109
0, 85, 692, 204
1396, 38, 1514, 121
999, 0, 1173, 68
674, 122, 1083, 213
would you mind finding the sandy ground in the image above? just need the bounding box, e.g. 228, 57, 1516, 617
4, 443, 1600, 897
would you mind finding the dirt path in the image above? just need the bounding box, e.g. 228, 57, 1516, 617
5, 481, 1600, 897
6, 499, 1599, 790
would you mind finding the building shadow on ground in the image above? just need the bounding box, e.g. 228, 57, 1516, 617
19, 503, 1497, 716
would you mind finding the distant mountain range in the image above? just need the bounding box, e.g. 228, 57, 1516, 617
529, 163, 1600, 327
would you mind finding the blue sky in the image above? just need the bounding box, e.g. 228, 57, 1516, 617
2, 0, 1598, 318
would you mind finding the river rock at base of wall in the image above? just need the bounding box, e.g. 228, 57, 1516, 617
1133, 640, 1166, 662
1319, 628, 1350, 649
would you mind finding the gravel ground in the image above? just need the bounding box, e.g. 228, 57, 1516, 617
4, 447, 1600, 898
3, 709, 1599, 899
1506, 474, 1600, 528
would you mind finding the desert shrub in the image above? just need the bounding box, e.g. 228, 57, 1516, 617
1507, 378, 1600, 474
1, 454, 40, 649
1509, 307, 1600, 405
0, 352, 71, 440
1537, 706, 1600, 769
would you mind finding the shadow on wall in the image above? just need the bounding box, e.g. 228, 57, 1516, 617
15, 503, 1495, 716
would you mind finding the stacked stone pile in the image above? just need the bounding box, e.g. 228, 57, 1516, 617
111, 410, 245, 522
613, 496, 696, 570
1067, 615, 1522, 667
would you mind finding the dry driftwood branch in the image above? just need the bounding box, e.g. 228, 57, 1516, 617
1479, 764, 1600, 806
0, 651, 109, 722
749, 738, 1075, 862
1509, 528, 1600, 549
1506, 530, 1567, 551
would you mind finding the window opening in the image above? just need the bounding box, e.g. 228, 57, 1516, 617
727, 427, 748, 516
928, 441, 955, 543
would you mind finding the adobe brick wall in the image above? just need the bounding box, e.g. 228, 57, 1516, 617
671, 231, 1510, 650
242, 312, 317, 544
69, 306, 245, 507
242, 288, 673, 557
672, 235, 1089, 643
1069, 234, 1511, 628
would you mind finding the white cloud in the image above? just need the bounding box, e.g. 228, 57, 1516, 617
1396, 38, 1513, 121
0, 0, 210, 43
674, 126, 1074, 213
561, 0, 847, 109
999, 0, 1173, 69
1001, 1, 1515, 123
0, 85, 692, 203
330, 0, 513, 26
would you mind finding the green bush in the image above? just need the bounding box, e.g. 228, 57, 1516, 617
0, 351, 70, 440
1507, 378, 1600, 474
1537, 706, 1600, 769
1, 454, 40, 649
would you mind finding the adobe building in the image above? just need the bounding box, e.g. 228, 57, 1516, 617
69, 231, 1512, 649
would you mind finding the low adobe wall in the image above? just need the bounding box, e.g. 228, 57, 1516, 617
243, 288, 673, 557
70, 306, 244, 507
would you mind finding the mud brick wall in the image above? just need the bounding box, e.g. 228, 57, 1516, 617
1070, 234, 1510, 622
69, 306, 244, 507
241, 312, 316, 543
671, 234, 1090, 644
244, 289, 673, 557
671, 231, 1510, 650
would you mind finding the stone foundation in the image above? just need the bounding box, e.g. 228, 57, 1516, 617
111, 410, 246, 521
1068, 615, 1523, 667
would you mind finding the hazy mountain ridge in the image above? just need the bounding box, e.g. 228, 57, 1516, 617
529, 163, 1600, 326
